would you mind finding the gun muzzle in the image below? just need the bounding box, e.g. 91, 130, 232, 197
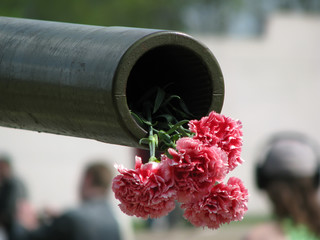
0, 17, 224, 147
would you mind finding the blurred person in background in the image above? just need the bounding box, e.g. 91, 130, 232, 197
245, 132, 320, 240
0, 153, 37, 240
25, 161, 121, 240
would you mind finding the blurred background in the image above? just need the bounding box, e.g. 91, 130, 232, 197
1, 0, 320, 239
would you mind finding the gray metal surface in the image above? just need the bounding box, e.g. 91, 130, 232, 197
0, 17, 224, 147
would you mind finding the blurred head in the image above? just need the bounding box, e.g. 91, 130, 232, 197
256, 132, 320, 189
0, 153, 12, 182
255, 132, 320, 236
80, 161, 113, 201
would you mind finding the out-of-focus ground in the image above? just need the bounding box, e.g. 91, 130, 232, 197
135, 223, 251, 240
0, 12, 319, 240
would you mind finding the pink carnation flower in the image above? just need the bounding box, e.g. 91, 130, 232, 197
182, 177, 248, 229
189, 111, 243, 171
112, 156, 177, 219
164, 137, 228, 202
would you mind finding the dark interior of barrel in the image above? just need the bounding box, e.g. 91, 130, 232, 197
126, 45, 213, 128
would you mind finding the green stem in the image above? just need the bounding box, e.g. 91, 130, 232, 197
149, 126, 155, 159
146, 106, 158, 162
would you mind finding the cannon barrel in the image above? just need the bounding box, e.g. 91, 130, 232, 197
0, 17, 224, 147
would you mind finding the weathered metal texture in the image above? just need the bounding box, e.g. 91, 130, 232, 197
0, 17, 224, 147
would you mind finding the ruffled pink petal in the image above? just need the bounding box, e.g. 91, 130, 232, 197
181, 177, 248, 229
164, 137, 228, 203
189, 111, 243, 171
112, 157, 177, 219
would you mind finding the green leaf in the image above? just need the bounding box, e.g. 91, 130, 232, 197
162, 94, 181, 107
142, 101, 154, 122
177, 98, 195, 118
167, 120, 189, 135
131, 111, 154, 127
171, 134, 181, 142
153, 87, 166, 114
139, 138, 150, 145
130, 111, 146, 125
131, 85, 197, 157
156, 114, 175, 123
168, 104, 192, 119
158, 130, 171, 143
177, 126, 190, 137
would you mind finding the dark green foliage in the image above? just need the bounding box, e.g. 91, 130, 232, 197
1, 0, 318, 34
0, 0, 188, 30
131, 86, 194, 155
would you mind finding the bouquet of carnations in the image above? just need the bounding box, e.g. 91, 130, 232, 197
112, 88, 248, 229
